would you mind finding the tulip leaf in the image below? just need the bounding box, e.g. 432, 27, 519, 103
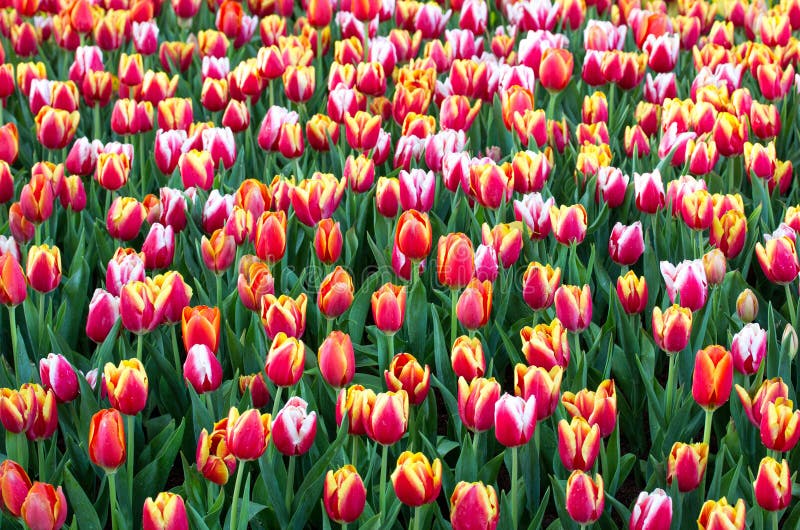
133, 419, 186, 513
186, 502, 212, 530
407, 279, 429, 355
64, 467, 102, 530
347, 271, 382, 344
526, 487, 551, 530
89, 320, 122, 371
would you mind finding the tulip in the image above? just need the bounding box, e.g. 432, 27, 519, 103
554, 284, 592, 332
196, 423, 236, 485
629, 489, 672, 530
482, 223, 523, 269
385, 353, 430, 406
458, 376, 500, 433
35, 106, 79, 150
318, 267, 355, 319
261, 294, 307, 340
562, 380, 617, 438
760, 398, 800, 452
550, 204, 588, 245
514, 193, 554, 240
697, 498, 745, 530
142, 492, 189, 530
633, 170, 665, 214
450, 481, 499, 530
371, 283, 407, 334
608, 222, 644, 266
0, 460, 32, 517
652, 305, 692, 353
667, 442, 708, 492
20, 483, 68, 530
616, 272, 648, 315
225, 407, 271, 461
0, 123, 19, 165
22, 384, 58, 441
539, 49, 573, 92
755, 235, 800, 284
181, 306, 221, 353
660, 259, 708, 311
105, 249, 146, 298
710, 210, 747, 259
437, 233, 475, 290
558, 417, 601, 471
239, 373, 270, 409
0, 386, 37, 434
104, 359, 149, 416
751, 457, 792, 513
323, 466, 366, 524
736, 289, 758, 323
366, 390, 409, 446
271, 396, 317, 456
494, 393, 536, 447
395, 210, 432, 262
730, 323, 767, 375
318, 331, 356, 388
521, 318, 571, 369
336, 385, 376, 436
150, 272, 193, 326
565, 471, 604, 525
0, 253, 26, 308
201, 229, 237, 274
314, 219, 343, 264
106, 197, 145, 241
264, 332, 305, 388
19, 174, 54, 225
391, 452, 442, 506
451, 336, 486, 381
119, 281, 159, 336
183, 344, 223, 394
289, 172, 346, 227
692, 345, 733, 411
39, 353, 79, 403
457, 279, 492, 330
88, 408, 126, 472
522, 262, 561, 311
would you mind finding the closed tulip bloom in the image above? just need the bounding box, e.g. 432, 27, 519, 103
736, 377, 789, 428
239, 373, 270, 409
314, 219, 343, 264
652, 305, 692, 353
760, 398, 800, 452
336, 385, 376, 435
752, 457, 790, 512
437, 233, 475, 289
150, 272, 193, 326
0, 254, 26, 307
105, 248, 145, 298
482, 223, 523, 269
265, 332, 305, 387
697, 498, 745, 530
366, 390, 409, 445
88, 408, 126, 472
395, 209, 432, 261
141, 224, 175, 270
201, 229, 237, 274
692, 345, 733, 410
226, 407, 271, 461
702, 250, 726, 288
617, 272, 648, 315
550, 204, 588, 245
318, 331, 356, 388
0, 123, 19, 165
521, 319, 570, 369
106, 197, 145, 241
272, 396, 317, 456
710, 210, 747, 259
19, 175, 54, 225
0, 460, 32, 517
565, 471, 604, 525
385, 353, 430, 405
451, 336, 486, 381
39, 353, 79, 403
539, 49, 573, 92
667, 442, 708, 492
450, 481, 499, 530
558, 417, 601, 471
391, 451, 442, 506
562, 380, 617, 437
371, 283, 407, 334
261, 294, 307, 339
554, 284, 592, 332
731, 323, 767, 375
237, 259, 274, 312
494, 393, 536, 447
119, 281, 158, 335
629, 489, 672, 530
253, 211, 287, 263
35, 106, 80, 150
608, 222, 644, 266
142, 492, 188, 530
756, 235, 800, 284
458, 376, 501, 432
0, 386, 37, 434
104, 359, 148, 415
183, 344, 223, 394
323, 466, 366, 524
457, 279, 492, 330
522, 262, 561, 311
20, 483, 68, 530
514, 364, 562, 419
24, 384, 58, 441
24, 244, 60, 294
196, 423, 236, 485
660, 259, 708, 311
318, 267, 355, 319
181, 306, 221, 353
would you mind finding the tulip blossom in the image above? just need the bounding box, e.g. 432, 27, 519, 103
271, 397, 317, 456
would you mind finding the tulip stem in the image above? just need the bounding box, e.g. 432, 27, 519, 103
665, 353, 678, 422
229, 462, 246, 530
285, 456, 296, 511
138, 134, 145, 198
216, 273, 223, 308
472, 431, 481, 456
702, 408, 714, 446
93, 104, 101, 142
170, 325, 182, 373
351, 436, 358, 469
784, 284, 796, 330
511, 446, 519, 530
37, 440, 46, 482
325, 317, 333, 339
107, 472, 120, 530
772, 510, 779, 530
411, 259, 420, 288
385, 333, 394, 374
413, 506, 422, 530
126, 415, 134, 505
136, 333, 143, 362
271, 386, 284, 422
8, 305, 18, 385
379, 443, 388, 522
38, 291, 45, 352
450, 289, 458, 349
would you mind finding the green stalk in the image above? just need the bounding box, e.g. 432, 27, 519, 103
351, 436, 358, 470
784, 284, 796, 331
38, 291, 45, 352
216, 273, 223, 308
379, 443, 388, 522
138, 134, 145, 199
229, 463, 246, 530
702, 408, 714, 446
414, 506, 422, 530
9, 305, 18, 385
127, 415, 135, 506
450, 289, 458, 348
665, 353, 678, 422
285, 456, 296, 511
411, 259, 420, 287
170, 325, 182, 373
472, 431, 481, 456
384, 333, 394, 374
6, 431, 28, 470
136, 333, 143, 362
108, 473, 120, 530
271, 386, 284, 421
772, 509, 779, 530
532, 426, 541, 503
325, 317, 333, 339
93, 104, 101, 142
37, 441, 46, 482
511, 446, 519, 530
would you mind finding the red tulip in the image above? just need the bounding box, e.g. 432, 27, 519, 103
142, 492, 189, 530
104, 359, 149, 415
20, 483, 68, 530
449, 481, 499, 530
225, 407, 271, 461
88, 408, 126, 472
391, 451, 442, 506
565, 471, 604, 525
666, 442, 708, 492
323, 466, 366, 524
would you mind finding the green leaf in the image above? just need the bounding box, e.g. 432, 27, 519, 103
63, 468, 102, 530
133, 419, 187, 514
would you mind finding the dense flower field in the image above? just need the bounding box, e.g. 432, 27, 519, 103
0, 0, 799, 527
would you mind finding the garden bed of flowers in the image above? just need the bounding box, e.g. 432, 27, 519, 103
0, 0, 799, 528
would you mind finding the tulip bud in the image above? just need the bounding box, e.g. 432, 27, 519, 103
237, 372, 269, 409
521, 319, 570, 369
336, 385, 376, 435
261, 294, 307, 340
265, 332, 305, 387
395, 209, 432, 261
550, 204, 588, 245
666, 442, 708, 492
783, 324, 798, 360
562, 379, 617, 437
652, 305, 692, 354
0, 386, 37, 434
226, 407, 271, 461
385, 353, 430, 406
366, 390, 409, 445
756, 234, 800, 284
142, 492, 189, 530
458, 376, 500, 433
201, 229, 237, 274
183, 344, 223, 394
522, 262, 560, 311
752, 457, 792, 512
0, 460, 32, 517
107, 197, 145, 241
318, 267, 355, 319
629, 489, 672, 530
449, 481, 499, 530
558, 416, 601, 472
437, 233, 475, 289
760, 397, 800, 452
736, 289, 758, 323
181, 306, 221, 354
20, 483, 68, 530
253, 211, 287, 263
456, 279, 492, 330
554, 284, 592, 332
692, 345, 733, 410
25, 384, 58, 441
494, 393, 536, 447
196, 423, 236, 485
318, 331, 356, 389
565, 471, 604, 525
731, 323, 767, 375
697, 498, 746, 530
371, 283, 406, 334
616, 272, 648, 314
451, 336, 485, 381
104, 359, 149, 415
323, 466, 366, 524
391, 452, 443, 506
88, 408, 126, 472
272, 396, 317, 456
39, 353, 79, 403
314, 219, 343, 264
119, 281, 158, 335
608, 222, 644, 266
